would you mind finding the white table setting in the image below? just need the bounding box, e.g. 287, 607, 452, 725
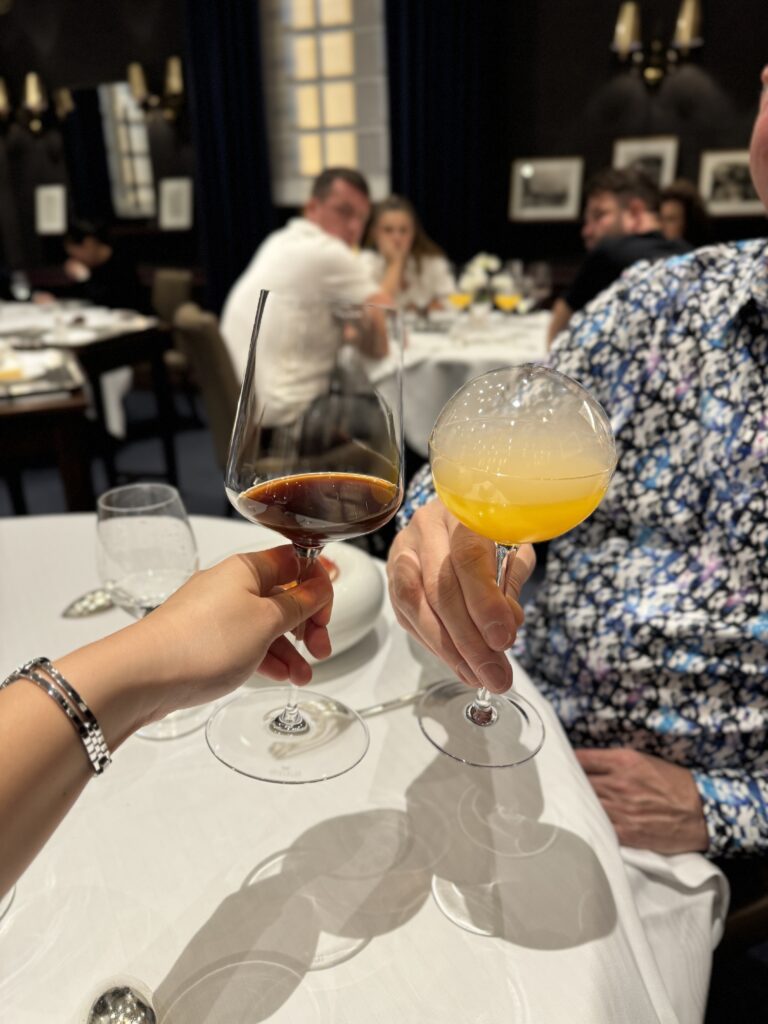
368, 309, 551, 457
0, 513, 727, 1023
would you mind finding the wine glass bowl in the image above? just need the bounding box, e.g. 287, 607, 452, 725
96, 483, 207, 740
420, 363, 616, 767
207, 290, 404, 783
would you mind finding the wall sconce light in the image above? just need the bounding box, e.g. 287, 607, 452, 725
21, 71, 48, 133
53, 87, 75, 121
127, 58, 185, 122
0, 77, 11, 123
127, 61, 155, 110
161, 56, 184, 122
611, 0, 703, 89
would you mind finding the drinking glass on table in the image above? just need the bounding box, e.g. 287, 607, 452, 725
419, 364, 617, 767
96, 483, 206, 740
205, 290, 404, 784
447, 291, 473, 312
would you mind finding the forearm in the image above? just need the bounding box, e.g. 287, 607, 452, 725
0, 623, 159, 895
694, 767, 768, 857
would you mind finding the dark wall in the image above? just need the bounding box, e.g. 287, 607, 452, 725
0, 0, 192, 272
504, 0, 768, 266
1, 0, 767, 282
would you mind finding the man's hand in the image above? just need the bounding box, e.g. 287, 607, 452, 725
387, 500, 534, 692
575, 747, 709, 854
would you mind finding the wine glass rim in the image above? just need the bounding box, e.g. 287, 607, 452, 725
97, 483, 182, 514
256, 288, 400, 317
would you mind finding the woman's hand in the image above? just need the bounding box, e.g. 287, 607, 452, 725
386, 500, 535, 693
58, 545, 334, 735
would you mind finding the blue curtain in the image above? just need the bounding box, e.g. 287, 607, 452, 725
385, 0, 534, 265
183, 0, 276, 313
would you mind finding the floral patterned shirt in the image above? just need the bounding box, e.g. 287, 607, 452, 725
400, 240, 768, 858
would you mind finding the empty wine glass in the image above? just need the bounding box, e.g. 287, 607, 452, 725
419, 364, 617, 768
96, 483, 205, 740
206, 290, 404, 784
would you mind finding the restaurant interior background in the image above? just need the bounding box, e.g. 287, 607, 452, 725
1, 0, 767, 313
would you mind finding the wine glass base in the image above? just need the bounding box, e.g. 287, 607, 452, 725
136, 705, 211, 741
206, 688, 369, 784
418, 679, 545, 768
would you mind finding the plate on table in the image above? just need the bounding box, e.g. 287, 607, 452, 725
211, 539, 385, 659
40, 327, 98, 346
0, 348, 65, 383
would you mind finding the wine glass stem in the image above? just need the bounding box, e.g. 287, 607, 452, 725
270, 544, 320, 734
466, 543, 518, 727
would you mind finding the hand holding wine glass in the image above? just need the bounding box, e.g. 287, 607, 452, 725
418, 363, 617, 768
206, 290, 404, 783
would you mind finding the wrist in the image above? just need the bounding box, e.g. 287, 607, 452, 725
54, 620, 167, 749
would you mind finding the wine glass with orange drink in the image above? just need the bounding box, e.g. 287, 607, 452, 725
419, 363, 617, 767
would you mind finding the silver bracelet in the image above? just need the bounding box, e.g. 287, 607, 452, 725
1, 657, 111, 775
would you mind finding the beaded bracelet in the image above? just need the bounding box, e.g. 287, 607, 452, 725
1, 657, 111, 775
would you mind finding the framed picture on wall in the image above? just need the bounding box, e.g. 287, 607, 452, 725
699, 150, 763, 216
612, 136, 678, 188
509, 157, 584, 221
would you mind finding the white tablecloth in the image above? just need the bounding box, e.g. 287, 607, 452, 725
370, 311, 551, 457
0, 302, 157, 437
0, 515, 727, 1024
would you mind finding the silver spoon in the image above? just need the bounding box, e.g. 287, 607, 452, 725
87, 985, 156, 1024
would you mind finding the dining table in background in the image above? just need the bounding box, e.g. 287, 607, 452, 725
0, 301, 177, 487
370, 309, 551, 458
0, 374, 94, 514
0, 513, 727, 1024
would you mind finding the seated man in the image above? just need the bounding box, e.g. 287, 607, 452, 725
62, 220, 146, 312
221, 167, 406, 384
388, 66, 768, 865
546, 168, 691, 345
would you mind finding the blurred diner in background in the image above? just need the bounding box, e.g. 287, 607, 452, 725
1, 2, 767, 1022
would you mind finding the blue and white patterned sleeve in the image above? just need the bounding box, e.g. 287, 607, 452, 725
396, 462, 435, 530
694, 769, 768, 858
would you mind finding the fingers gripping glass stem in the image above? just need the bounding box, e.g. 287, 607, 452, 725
464, 544, 518, 727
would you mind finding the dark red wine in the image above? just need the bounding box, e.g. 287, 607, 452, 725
235, 472, 402, 547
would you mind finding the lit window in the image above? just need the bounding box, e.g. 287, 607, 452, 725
98, 83, 156, 218
319, 0, 352, 26
321, 81, 355, 126
296, 84, 321, 128
261, 0, 389, 206
319, 30, 354, 77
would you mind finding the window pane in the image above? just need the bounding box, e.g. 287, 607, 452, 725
321, 81, 355, 127
133, 159, 153, 186
319, 0, 352, 25
290, 0, 315, 28
292, 36, 318, 79
320, 31, 354, 76
295, 84, 320, 128
298, 133, 323, 175
323, 130, 357, 166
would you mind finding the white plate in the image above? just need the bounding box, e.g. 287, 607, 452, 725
0, 349, 64, 382
210, 538, 385, 659
40, 327, 98, 345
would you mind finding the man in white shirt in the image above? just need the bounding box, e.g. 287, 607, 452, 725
221, 168, 405, 390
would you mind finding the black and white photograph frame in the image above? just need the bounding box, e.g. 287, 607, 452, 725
698, 150, 763, 216
509, 157, 584, 221
612, 136, 679, 189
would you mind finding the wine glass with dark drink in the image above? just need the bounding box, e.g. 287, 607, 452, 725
206, 290, 404, 783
